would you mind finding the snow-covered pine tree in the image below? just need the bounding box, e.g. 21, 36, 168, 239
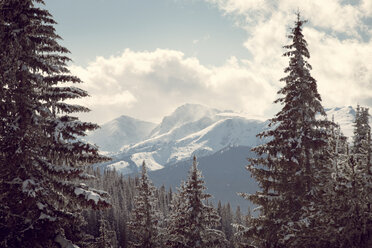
128, 161, 162, 248
295, 122, 347, 247
243, 12, 333, 247
0, 1, 110, 247
166, 181, 190, 248
166, 156, 227, 248
95, 213, 116, 248
345, 106, 372, 247
353, 105, 371, 155
316, 115, 372, 248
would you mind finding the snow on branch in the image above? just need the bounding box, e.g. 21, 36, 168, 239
74, 184, 110, 207
55, 234, 80, 248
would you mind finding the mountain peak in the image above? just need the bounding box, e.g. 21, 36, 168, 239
86, 115, 156, 153
149, 103, 222, 137
325, 106, 356, 139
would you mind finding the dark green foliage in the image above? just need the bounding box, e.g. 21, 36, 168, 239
166, 156, 228, 248
95, 213, 116, 248
0, 1, 110, 247
353, 105, 371, 155
243, 13, 334, 248
128, 162, 162, 248
311, 108, 372, 248
82, 168, 174, 248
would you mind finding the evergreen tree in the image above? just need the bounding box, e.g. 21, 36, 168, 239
128, 161, 162, 248
166, 156, 227, 248
0, 1, 110, 247
234, 206, 243, 225
353, 105, 371, 155
341, 106, 372, 247
315, 114, 372, 248
244, 13, 333, 247
297, 122, 347, 247
95, 213, 116, 248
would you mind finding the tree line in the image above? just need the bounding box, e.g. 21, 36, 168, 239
81, 159, 248, 248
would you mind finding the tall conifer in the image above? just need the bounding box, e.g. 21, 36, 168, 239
128, 161, 161, 248
244, 13, 333, 247
166, 156, 227, 248
0, 1, 110, 247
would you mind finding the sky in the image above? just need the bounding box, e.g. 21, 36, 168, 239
44, 0, 372, 124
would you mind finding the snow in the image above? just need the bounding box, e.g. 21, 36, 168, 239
104, 104, 267, 174
324, 106, 372, 141
55, 234, 80, 248
106, 160, 132, 174
85, 115, 156, 153
22, 179, 37, 197
74, 187, 107, 205
99, 104, 362, 175
148, 103, 222, 137
131, 152, 164, 171
37, 202, 46, 210
39, 213, 56, 221
324, 106, 355, 139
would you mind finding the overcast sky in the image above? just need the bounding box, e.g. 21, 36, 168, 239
44, 0, 372, 124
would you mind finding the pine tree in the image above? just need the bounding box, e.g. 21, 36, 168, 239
0, 1, 110, 247
128, 161, 162, 248
317, 116, 372, 247
166, 156, 227, 248
297, 122, 347, 247
344, 106, 372, 247
244, 13, 333, 247
353, 105, 371, 155
95, 213, 115, 248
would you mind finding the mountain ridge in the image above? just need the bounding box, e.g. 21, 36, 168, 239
85, 115, 157, 153
92, 103, 359, 175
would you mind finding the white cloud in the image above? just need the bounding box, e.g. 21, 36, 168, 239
69, 0, 371, 125
70, 49, 275, 124
205, 0, 372, 112
207, 0, 369, 35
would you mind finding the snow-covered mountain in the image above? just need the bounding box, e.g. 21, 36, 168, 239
94, 104, 360, 175
98, 104, 268, 174
85, 115, 156, 153
325, 106, 356, 139
92, 104, 362, 210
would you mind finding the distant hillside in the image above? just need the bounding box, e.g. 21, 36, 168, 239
149, 146, 258, 212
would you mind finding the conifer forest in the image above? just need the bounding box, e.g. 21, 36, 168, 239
1, 1, 372, 248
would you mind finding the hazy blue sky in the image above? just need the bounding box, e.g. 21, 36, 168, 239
44, 0, 372, 124
45, 0, 250, 66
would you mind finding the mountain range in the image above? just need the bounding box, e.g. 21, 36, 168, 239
87, 103, 359, 211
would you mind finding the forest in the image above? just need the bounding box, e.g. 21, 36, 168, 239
1, 0, 371, 248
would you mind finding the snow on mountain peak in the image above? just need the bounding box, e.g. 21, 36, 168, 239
95, 104, 364, 174
86, 115, 156, 153
104, 105, 267, 173
325, 106, 356, 139
149, 103, 223, 137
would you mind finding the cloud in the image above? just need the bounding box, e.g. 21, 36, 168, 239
69, 0, 372, 125
70, 49, 275, 124
205, 0, 372, 112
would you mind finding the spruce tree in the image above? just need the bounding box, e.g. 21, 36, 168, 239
95, 213, 115, 248
353, 105, 371, 155
297, 122, 347, 247
342, 106, 372, 247
244, 13, 333, 247
128, 161, 161, 248
314, 113, 372, 248
0, 1, 110, 247
166, 156, 227, 248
